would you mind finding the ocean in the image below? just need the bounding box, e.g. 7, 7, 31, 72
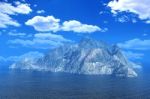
0, 64, 149, 99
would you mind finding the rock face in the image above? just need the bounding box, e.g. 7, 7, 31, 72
10, 38, 138, 77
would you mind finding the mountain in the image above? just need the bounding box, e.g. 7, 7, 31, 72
10, 38, 138, 77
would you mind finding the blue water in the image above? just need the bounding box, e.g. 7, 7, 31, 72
0, 65, 150, 99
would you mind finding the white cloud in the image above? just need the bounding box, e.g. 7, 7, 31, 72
4, 0, 8, 2
21, 0, 26, 2
143, 33, 148, 36
8, 32, 32, 38
8, 32, 26, 36
110, 12, 137, 23
101, 27, 108, 32
117, 16, 129, 23
14, 1, 22, 6
115, 15, 137, 23
0, 2, 32, 15
123, 51, 144, 60
0, 56, 5, 62
25, 16, 60, 32
37, 10, 45, 14
0, 2, 32, 28
34, 33, 70, 42
0, 51, 44, 62
7, 51, 44, 62
0, 13, 20, 28
61, 20, 101, 33
118, 38, 150, 50
8, 33, 71, 49
107, 0, 150, 23
25, 16, 102, 33
33, 4, 37, 7
146, 20, 150, 24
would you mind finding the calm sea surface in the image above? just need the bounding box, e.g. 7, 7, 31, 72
0, 65, 150, 99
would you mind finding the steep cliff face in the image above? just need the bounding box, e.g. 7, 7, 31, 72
10, 38, 138, 77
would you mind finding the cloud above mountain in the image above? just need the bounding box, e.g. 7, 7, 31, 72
0, 51, 44, 63
118, 38, 150, 50
25, 16, 102, 33
8, 33, 72, 49
123, 51, 144, 60
25, 16, 60, 32
61, 20, 101, 33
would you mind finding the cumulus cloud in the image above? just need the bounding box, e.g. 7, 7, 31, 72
61, 20, 101, 33
8, 33, 72, 49
118, 38, 150, 50
25, 16, 60, 32
25, 16, 102, 33
107, 0, 150, 23
0, 2, 32, 15
0, 1, 32, 28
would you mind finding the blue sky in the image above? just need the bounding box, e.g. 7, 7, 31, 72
0, 0, 150, 63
